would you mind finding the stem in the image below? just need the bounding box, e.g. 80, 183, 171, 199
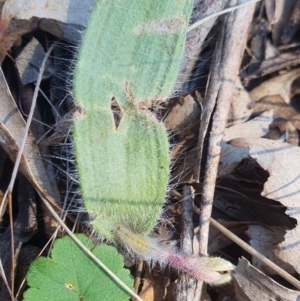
114, 224, 234, 284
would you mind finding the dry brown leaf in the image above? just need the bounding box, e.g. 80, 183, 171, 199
214, 176, 293, 227
16, 37, 52, 85
0, 16, 36, 62
249, 69, 300, 143
0, 0, 96, 56
38, 19, 83, 43
164, 95, 199, 133
244, 51, 300, 80
254, 95, 300, 126
223, 110, 273, 142
0, 122, 60, 236
247, 225, 295, 275
1, 0, 96, 26
265, 39, 278, 59
138, 267, 174, 301
0, 0, 92, 61
272, 120, 299, 145
234, 257, 300, 301
227, 78, 254, 127
246, 17, 268, 77
230, 137, 300, 274
249, 68, 300, 104
0, 68, 61, 234
166, 95, 201, 184
219, 111, 273, 177
0, 68, 60, 203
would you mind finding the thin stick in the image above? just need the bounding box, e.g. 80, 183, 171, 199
210, 218, 300, 290
176, 186, 200, 301
8, 189, 14, 301
133, 260, 143, 300
0, 259, 13, 300
40, 193, 144, 301
0, 42, 56, 300
187, 0, 262, 32
2, 42, 56, 212
195, 0, 256, 258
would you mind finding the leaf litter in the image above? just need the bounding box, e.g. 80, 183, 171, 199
1, 0, 300, 300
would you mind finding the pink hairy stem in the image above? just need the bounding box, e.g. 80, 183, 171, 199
113, 224, 234, 284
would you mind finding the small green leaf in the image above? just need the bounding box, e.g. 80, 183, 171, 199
23, 235, 132, 301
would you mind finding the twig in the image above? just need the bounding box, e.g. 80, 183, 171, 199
210, 218, 300, 290
1, 42, 56, 301
133, 260, 143, 300
187, 0, 261, 32
176, 186, 200, 301
194, 0, 256, 258
2, 42, 56, 207
8, 190, 14, 301
180, 186, 194, 254
0, 259, 13, 300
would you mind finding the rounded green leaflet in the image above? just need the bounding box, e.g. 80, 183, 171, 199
23, 235, 132, 301
73, 0, 194, 240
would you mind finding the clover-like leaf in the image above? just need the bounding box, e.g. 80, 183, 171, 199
23, 234, 132, 301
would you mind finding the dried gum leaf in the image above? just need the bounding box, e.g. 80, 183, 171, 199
1, 0, 96, 26
247, 225, 295, 275
219, 111, 273, 177
234, 257, 300, 301
230, 137, 300, 274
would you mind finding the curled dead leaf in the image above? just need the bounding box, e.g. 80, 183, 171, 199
230, 137, 300, 274
250, 68, 300, 103
234, 257, 300, 301
219, 111, 273, 177
0, 68, 61, 235
0, 0, 96, 59
1, 0, 96, 26
247, 225, 295, 275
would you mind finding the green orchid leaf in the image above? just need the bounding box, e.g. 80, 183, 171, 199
73, 0, 193, 240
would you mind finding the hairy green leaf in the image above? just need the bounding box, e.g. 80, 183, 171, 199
73, 0, 193, 240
